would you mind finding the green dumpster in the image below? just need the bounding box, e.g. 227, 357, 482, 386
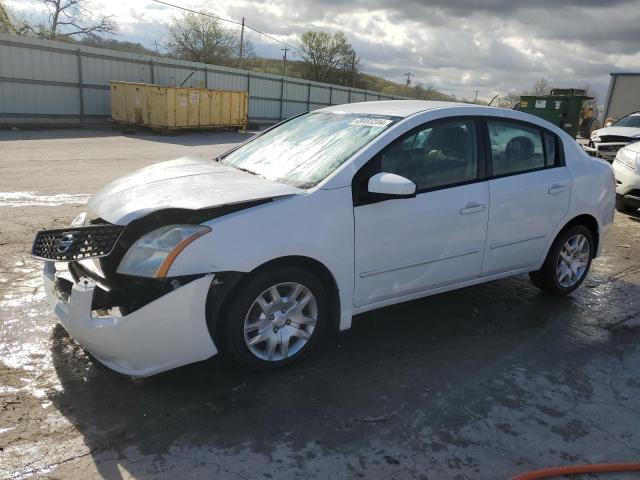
515, 88, 593, 139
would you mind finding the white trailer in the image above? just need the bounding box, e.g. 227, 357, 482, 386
603, 73, 640, 121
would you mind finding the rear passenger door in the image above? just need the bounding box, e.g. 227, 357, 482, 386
482, 119, 571, 275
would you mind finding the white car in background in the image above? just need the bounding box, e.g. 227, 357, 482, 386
32, 101, 615, 377
612, 141, 640, 213
586, 111, 640, 161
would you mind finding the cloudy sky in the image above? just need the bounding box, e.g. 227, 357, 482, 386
8, 0, 640, 102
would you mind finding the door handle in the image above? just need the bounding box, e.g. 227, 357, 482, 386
548, 183, 568, 195
460, 202, 487, 215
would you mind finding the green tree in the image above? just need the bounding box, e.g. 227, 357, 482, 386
0, 2, 12, 33
297, 31, 354, 82
165, 12, 252, 66
0, 2, 35, 34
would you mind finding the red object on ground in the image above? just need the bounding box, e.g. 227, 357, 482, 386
512, 462, 640, 479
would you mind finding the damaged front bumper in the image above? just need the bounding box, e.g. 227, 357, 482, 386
43, 262, 218, 377
583, 142, 630, 161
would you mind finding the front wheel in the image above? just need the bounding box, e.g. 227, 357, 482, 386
220, 267, 328, 370
529, 225, 594, 295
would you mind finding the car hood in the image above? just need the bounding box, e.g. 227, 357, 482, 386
595, 126, 640, 139
88, 157, 302, 225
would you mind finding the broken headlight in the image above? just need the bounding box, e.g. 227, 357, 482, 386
117, 225, 211, 278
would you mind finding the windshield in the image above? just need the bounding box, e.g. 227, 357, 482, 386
613, 114, 640, 128
221, 112, 399, 188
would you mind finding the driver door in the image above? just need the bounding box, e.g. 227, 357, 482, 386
353, 117, 489, 308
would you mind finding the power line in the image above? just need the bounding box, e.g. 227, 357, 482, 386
151, 0, 242, 25
149, 0, 303, 55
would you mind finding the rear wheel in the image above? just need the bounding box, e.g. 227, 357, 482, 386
529, 225, 594, 295
221, 266, 328, 370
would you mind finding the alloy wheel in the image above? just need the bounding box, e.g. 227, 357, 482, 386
243, 282, 318, 361
555, 234, 590, 288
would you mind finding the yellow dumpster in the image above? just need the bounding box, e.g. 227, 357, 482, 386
110, 81, 248, 130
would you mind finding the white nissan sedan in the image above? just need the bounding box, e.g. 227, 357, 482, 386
32, 101, 615, 376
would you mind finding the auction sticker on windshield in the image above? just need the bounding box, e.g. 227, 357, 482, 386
348, 118, 394, 128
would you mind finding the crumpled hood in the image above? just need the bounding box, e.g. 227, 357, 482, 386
595, 126, 640, 139
88, 156, 302, 225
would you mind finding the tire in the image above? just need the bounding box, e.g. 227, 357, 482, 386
220, 266, 329, 370
529, 225, 594, 296
615, 197, 637, 214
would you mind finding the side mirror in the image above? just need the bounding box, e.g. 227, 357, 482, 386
368, 172, 416, 198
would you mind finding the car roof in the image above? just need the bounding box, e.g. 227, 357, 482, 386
318, 100, 480, 118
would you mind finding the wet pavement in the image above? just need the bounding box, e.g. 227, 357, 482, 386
1, 129, 640, 479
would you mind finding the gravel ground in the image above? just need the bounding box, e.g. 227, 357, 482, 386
1, 129, 640, 480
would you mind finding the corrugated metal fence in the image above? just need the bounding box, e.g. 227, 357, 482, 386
0, 33, 406, 127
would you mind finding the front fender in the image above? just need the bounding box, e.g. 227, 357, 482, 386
167, 188, 356, 330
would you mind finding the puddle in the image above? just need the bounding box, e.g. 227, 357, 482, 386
0, 191, 90, 207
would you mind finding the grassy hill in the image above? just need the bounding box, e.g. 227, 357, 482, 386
79, 38, 473, 102
243, 57, 458, 101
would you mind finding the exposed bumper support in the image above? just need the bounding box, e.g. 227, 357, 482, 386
583, 142, 629, 161
43, 262, 217, 376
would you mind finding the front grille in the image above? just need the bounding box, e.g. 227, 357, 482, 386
599, 144, 623, 152
32, 225, 124, 261
599, 136, 634, 144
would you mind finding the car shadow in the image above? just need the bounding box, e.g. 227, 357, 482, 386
46, 271, 640, 478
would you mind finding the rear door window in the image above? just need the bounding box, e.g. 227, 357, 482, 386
487, 120, 545, 176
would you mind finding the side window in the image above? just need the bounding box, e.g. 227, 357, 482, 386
487, 120, 545, 176
543, 131, 559, 167
379, 119, 477, 191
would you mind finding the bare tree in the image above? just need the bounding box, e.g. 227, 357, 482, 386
532, 77, 550, 96
495, 92, 521, 108
297, 31, 354, 82
164, 12, 252, 66
20, 0, 118, 39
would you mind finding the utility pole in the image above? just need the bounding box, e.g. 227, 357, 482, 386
154, 40, 160, 55
281, 46, 289, 76
238, 17, 245, 67
402, 72, 414, 94
474, 90, 479, 102
351, 52, 356, 88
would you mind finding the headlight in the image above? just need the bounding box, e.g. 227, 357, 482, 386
590, 130, 600, 141
117, 225, 211, 278
615, 148, 640, 174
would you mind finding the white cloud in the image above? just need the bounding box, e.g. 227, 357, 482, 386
10, 0, 640, 102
